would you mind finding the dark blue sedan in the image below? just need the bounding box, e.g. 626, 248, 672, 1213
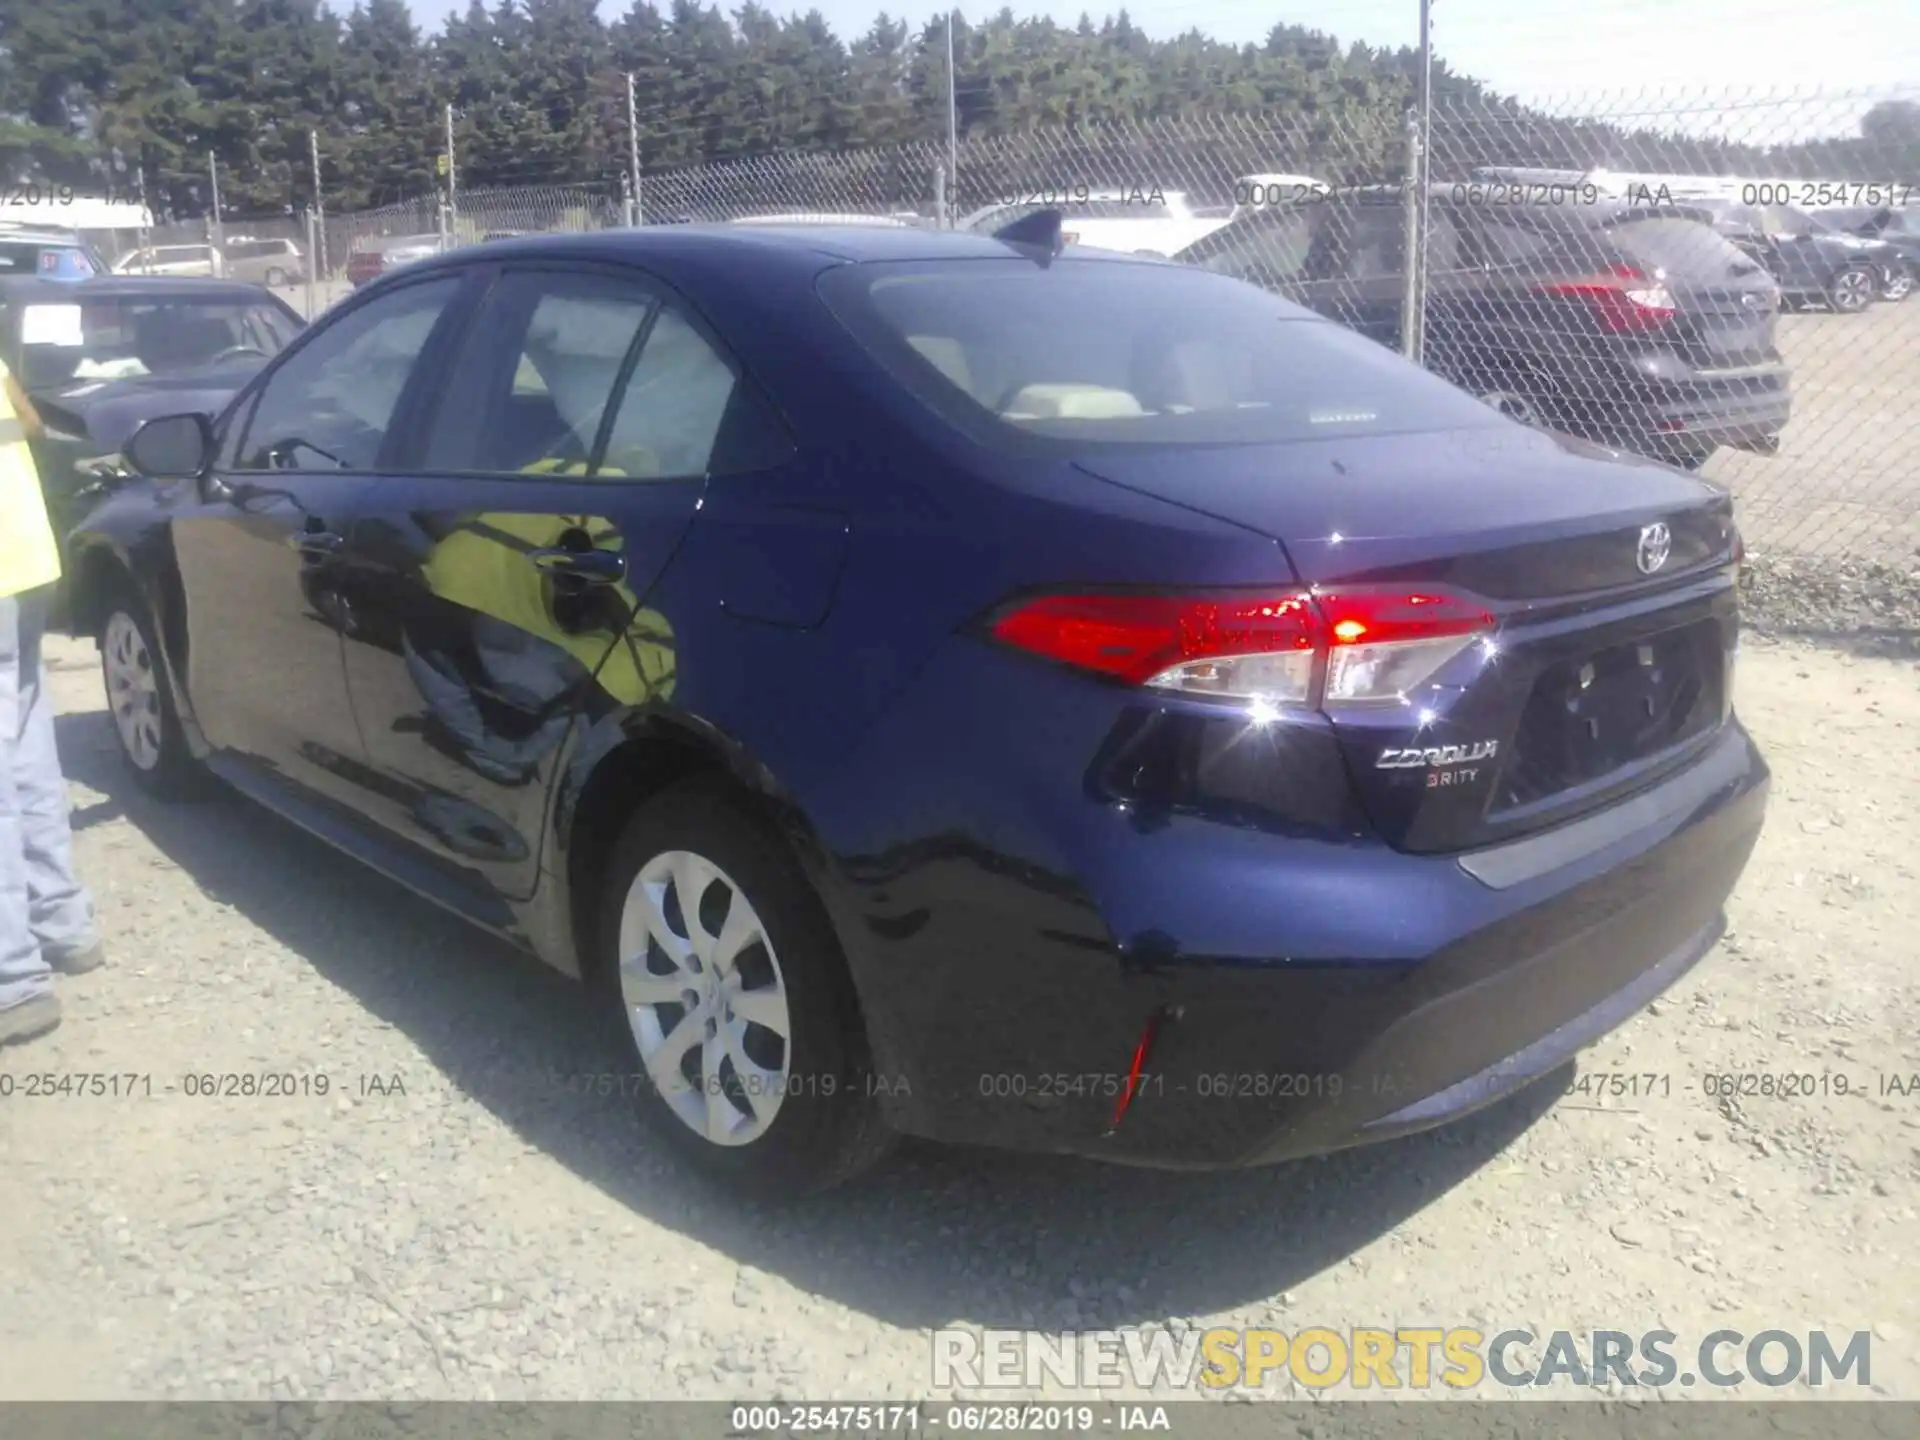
66, 221, 1768, 1194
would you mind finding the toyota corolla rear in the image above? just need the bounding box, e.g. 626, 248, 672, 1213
807, 250, 1769, 1168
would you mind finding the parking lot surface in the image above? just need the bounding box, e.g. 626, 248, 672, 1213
0, 631, 1914, 1402
1712, 302, 1920, 564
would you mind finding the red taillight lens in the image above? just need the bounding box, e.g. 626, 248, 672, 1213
989, 587, 1495, 706
1540, 263, 1676, 332
989, 592, 1319, 691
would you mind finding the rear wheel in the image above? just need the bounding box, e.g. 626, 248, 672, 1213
1881, 264, 1914, 303
1828, 265, 1876, 313
99, 595, 208, 799
594, 778, 893, 1196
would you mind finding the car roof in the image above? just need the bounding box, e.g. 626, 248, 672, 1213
0, 274, 279, 304
386, 223, 1125, 276
0, 225, 90, 244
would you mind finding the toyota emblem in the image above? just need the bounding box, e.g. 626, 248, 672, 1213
1636, 521, 1672, 575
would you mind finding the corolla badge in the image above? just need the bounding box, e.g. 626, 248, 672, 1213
1636, 521, 1672, 575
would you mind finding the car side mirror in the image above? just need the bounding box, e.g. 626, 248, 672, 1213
123, 412, 215, 481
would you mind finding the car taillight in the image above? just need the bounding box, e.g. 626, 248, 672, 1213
987, 586, 1495, 707
1540, 263, 1676, 332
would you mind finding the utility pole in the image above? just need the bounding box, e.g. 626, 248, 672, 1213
310, 129, 328, 281
136, 163, 150, 266
208, 150, 223, 254
626, 71, 643, 226
444, 103, 458, 243
945, 11, 960, 222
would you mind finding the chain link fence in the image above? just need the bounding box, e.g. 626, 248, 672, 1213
281, 87, 1920, 573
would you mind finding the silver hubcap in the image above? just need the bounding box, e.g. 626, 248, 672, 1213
103, 611, 163, 771
1887, 272, 1912, 299
1836, 271, 1870, 308
617, 850, 791, 1146
1481, 390, 1537, 425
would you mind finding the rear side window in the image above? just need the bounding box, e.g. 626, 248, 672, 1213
1184, 208, 1326, 287
422, 270, 657, 475
819, 258, 1504, 450
1606, 217, 1758, 279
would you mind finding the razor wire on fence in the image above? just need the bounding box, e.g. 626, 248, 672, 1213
261, 87, 1920, 568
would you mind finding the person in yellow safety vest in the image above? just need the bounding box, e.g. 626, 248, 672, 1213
0, 358, 104, 1049
394, 461, 676, 792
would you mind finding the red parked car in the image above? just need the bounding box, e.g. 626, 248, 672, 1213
345, 233, 443, 288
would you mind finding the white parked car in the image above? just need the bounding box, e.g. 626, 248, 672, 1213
112, 243, 223, 278
958, 188, 1236, 257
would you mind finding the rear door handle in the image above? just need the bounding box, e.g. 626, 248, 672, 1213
526, 546, 626, 585
292, 529, 344, 558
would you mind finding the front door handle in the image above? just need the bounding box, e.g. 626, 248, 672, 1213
526, 546, 626, 585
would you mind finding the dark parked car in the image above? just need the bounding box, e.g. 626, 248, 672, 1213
1688, 198, 1902, 311
67, 223, 1768, 1195
1812, 204, 1920, 301
0, 223, 110, 282
0, 275, 305, 540
1176, 186, 1790, 471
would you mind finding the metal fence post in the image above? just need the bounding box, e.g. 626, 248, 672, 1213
932, 164, 948, 230
1400, 108, 1424, 364
304, 208, 317, 318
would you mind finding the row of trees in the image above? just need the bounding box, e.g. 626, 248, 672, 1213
1, 0, 1915, 219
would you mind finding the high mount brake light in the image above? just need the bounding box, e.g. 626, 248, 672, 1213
1540, 263, 1677, 332
988, 587, 1495, 707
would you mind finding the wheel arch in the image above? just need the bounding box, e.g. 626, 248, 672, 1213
556, 710, 861, 999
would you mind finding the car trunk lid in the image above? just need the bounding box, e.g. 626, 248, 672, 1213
1071, 423, 1741, 853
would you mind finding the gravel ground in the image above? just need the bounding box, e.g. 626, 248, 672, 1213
0, 629, 1915, 1404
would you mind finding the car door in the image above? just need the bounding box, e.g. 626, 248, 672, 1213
1748, 206, 1826, 289
170, 270, 472, 814
330, 260, 793, 898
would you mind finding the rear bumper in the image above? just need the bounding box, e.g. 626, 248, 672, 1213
849, 718, 1768, 1170
1594, 380, 1792, 457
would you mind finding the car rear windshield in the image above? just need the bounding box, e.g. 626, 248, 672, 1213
0, 242, 99, 279
1602, 216, 1760, 279
13, 295, 303, 389
816, 258, 1504, 449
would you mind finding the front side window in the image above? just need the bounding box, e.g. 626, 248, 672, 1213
236, 276, 460, 473
819, 257, 1504, 450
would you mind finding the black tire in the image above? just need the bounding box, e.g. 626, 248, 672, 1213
97, 588, 208, 800
593, 777, 894, 1197
1828, 265, 1876, 314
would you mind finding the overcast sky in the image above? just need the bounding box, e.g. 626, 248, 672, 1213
389, 0, 1920, 141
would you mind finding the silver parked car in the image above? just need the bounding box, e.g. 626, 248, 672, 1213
220, 236, 305, 286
